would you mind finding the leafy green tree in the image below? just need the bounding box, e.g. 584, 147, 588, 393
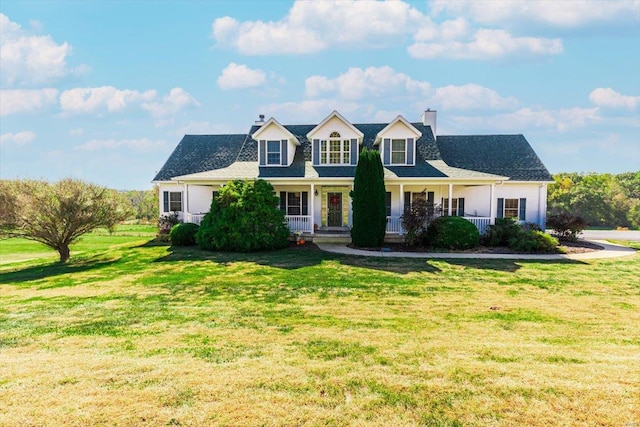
548, 172, 640, 229
124, 189, 158, 222
350, 147, 387, 247
0, 179, 131, 262
195, 179, 290, 252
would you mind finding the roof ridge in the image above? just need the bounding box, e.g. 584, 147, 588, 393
234, 132, 253, 162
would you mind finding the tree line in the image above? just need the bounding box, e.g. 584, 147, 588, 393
547, 172, 640, 229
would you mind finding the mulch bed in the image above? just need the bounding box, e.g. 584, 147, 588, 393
345, 240, 604, 255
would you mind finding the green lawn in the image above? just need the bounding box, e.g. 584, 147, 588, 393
0, 227, 638, 426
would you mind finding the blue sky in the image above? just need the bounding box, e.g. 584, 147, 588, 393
1, 0, 639, 190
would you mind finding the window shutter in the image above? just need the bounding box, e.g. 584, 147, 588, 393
163, 191, 169, 212
497, 198, 504, 219
302, 192, 308, 216
404, 192, 411, 212
383, 138, 391, 165
281, 140, 288, 166
519, 198, 527, 221
259, 140, 266, 165
313, 139, 320, 165
350, 139, 358, 165
458, 198, 465, 217
407, 138, 414, 164
279, 191, 286, 212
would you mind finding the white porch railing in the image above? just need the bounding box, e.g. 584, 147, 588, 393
463, 217, 491, 235
184, 212, 205, 225
386, 216, 402, 233
285, 215, 312, 233
385, 215, 492, 235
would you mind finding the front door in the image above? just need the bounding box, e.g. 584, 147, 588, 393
327, 192, 342, 227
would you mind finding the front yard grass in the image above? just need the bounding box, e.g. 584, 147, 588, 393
0, 229, 638, 426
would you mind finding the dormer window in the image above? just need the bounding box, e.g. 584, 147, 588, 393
320, 132, 351, 165
391, 139, 407, 164
266, 140, 281, 165
382, 137, 415, 166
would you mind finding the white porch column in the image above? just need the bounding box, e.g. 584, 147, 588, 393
447, 184, 453, 216
399, 184, 404, 235
310, 183, 315, 235
490, 184, 496, 225
184, 183, 189, 216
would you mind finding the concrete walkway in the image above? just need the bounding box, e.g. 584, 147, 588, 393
317, 240, 637, 260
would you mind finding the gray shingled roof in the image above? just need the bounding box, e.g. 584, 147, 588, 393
437, 135, 553, 181
154, 122, 551, 182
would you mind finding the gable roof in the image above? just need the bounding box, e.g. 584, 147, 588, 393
306, 110, 364, 140
251, 117, 300, 145
154, 118, 552, 183
375, 115, 422, 144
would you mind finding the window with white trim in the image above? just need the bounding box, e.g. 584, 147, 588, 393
320, 132, 350, 165
280, 192, 308, 216
266, 140, 281, 165
443, 198, 458, 216
163, 191, 182, 212
504, 198, 519, 219
391, 139, 406, 164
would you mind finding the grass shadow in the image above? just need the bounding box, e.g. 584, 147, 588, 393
0, 255, 120, 285
153, 244, 444, 274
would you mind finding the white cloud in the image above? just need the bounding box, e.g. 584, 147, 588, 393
69, 128, 84, 136
75, 138, 168, 152
452, 107, 600, 132
0, 88, 58, 115
427, 84, 518, 110
60, 86, 157, 114
142, 87, 199, 117
430, 0, 640, 28
409, 29, 562, 60
259, 99, 362, 124
0, 130, 36, 146
0, 13, 85, 87
217, 63, 267, 90
211, 0, 427, 55
305, 66, 430, 100
589, 88, 640, 109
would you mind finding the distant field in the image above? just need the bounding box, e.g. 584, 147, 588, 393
0, 226, 638, 426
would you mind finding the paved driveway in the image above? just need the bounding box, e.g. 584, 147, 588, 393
581, 230, 640, 241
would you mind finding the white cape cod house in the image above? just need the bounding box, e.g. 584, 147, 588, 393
153, 110, 553, 240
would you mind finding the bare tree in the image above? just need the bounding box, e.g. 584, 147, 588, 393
0, 179, 131, 262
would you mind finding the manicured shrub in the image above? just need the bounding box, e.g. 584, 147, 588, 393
547, 212, 586, 242
170, 222, 199, 246
508, 230, 559, 253
482, 218, 522, 247
195, 179, 290, 252
426, 216, 480, 250
350, 148, 387, 248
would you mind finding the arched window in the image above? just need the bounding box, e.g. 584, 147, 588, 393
321, 131, 350, 164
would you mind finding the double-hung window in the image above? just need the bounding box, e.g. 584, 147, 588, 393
497, 198, 526, 220
320, 132, 350, 165
163, 191, 182, 212
280, 192, 309, 216
391, 139, 406, 164
266, 140, 281, 165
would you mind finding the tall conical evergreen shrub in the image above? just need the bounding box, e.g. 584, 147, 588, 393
350, 147, 387, 247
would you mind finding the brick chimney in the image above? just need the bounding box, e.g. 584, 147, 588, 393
421, 109, 436, 140
255, 114, 265, 126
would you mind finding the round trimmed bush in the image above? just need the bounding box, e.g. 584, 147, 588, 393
426, 216, 480, 250
508, 230, 558, 253
170, 222, 199, 246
